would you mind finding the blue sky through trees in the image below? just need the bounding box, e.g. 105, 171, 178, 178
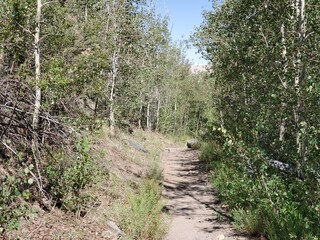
155, 0, 212, 65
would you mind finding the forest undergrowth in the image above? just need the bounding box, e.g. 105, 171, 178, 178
200, 131, 320, 240
3, 127, 178, 239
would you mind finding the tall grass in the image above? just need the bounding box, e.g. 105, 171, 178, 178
114, 179, 166, 240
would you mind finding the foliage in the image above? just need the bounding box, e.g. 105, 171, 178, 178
194, 0, 320, 238
199, 141, 222, 164
0, 0, 207, 140
146, 159, 163, 181
45, 138, 99, 213
0, 0, 211, 234
206, 139, 320, 239
0, 165, 33, 233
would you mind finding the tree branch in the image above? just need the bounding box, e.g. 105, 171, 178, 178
18, 24, 34, 37
1, 141, 18, 155
42, 0, 59, 8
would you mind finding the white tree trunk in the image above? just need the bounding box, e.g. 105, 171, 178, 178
174, 101, 177, 132
108, 0, 120, 137
156, 89, 161, 130
138, 91, 143, 129
109, 51, 118, 136
279, 23, 288, 144
294, 0, 306, 159
85, 4, 88, 22
31, 0, 48, 202
146, 100, 152, 130
32, 0, 42, 151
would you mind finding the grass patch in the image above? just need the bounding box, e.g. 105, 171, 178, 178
232, 208, 264, 236
146, 159, 163, 181
114, 179, 166, 240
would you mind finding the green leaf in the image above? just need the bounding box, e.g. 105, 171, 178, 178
27, 178, 34, 185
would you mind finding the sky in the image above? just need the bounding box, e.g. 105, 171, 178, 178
155, 0, 212, 65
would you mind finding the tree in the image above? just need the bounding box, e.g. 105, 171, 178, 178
194, 0, 320, 237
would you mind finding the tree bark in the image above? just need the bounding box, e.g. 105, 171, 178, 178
108, 0, 120, 137
156, 89, 161, 131
174, 101, 177, 132
279, 22, 288, 144
32, 0, 42, 153
294, 0, 306, 160
138, 91, 143, 129
109, 51, 118, 137
31, 0, 50, 204
146, 99, 152, 130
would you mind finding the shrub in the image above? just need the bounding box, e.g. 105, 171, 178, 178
208, 143, 320, 239
211, 162, 259, 209
0, 165, 33, 233
146, 159, 163, 181
199, 141, 223, 165
45, 138, 99, 213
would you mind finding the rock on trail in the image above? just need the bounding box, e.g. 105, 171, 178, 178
162, 148, 250, 240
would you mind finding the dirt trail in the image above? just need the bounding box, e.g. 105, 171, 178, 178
162, 148, 250, 240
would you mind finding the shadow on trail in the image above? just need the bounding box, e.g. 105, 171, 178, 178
162, 148, 253, 239
162, 148, 233, 224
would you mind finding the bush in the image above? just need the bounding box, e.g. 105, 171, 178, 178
199, 142, 223, 163
45, 138, 99, 213
0, 165, 33, 233
206, 141, 320, 239
146, 159, 163, 181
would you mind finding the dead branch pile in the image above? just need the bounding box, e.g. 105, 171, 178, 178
0, 78, 73, 162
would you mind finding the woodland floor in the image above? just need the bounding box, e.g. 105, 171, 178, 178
162, 148, 251, 240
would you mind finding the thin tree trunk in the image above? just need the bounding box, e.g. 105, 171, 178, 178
294, 0, 306, 160
31, 0, 49, 206
147, 99, 152, 130
174, 101, 177, 132
108, 0, 119, 137
138, 92, 143, 129
156, 90, 161, 131
85, 4, 88, 22
109, 51, 118, 136
32, 0, 42, 146
279, 22, 288, 144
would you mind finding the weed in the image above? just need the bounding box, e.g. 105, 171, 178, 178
114, 179, 166, 240
146, 159, 163, 181
233, 208, 264, 236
